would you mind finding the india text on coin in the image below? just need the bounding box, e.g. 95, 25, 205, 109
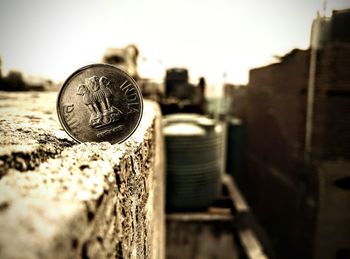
57, 64, 143, 144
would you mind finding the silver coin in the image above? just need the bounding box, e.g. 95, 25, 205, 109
57, 64, 143, 144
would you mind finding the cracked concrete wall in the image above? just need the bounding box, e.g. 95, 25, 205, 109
0, 92, 165, 259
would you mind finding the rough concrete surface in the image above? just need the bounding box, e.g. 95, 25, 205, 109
0, 92, 75, 177
0, 91, 165, 259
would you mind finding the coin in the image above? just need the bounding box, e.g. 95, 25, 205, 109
57, 64, 143, 144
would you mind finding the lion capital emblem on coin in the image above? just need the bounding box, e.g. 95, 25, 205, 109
76, 75, 122, 129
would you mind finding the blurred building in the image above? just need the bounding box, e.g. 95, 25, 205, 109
102, 44, 139, 79
223, 83, 246, 117
0, 70, 56, 91
160, 68, 206, 115
230, 9, 350, 259
0, 56, 57, 91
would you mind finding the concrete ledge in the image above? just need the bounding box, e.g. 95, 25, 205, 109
0, 92, 165, 259
0, 92, 76, 177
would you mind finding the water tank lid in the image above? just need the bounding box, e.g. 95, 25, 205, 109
164, 123, 206, 136
229, 118, 242, 125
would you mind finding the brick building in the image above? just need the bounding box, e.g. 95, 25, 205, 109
231, 9, 350, 259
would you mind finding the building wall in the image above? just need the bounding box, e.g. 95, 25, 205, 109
236, 49, 313, 259
232, 41, 350, 259
312, 42, 350, 259
312, 43, 350, 160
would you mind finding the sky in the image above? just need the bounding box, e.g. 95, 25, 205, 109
0, 0, 349, 86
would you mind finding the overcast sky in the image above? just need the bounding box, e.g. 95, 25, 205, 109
0, 0, 349, 85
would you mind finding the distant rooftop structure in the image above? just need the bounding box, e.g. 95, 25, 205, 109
311, 8, 350, 49
331, 8, 350, 42
102, 44, 139, 78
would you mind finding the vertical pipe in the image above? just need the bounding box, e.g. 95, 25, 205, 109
221, 120, 228, 177
305, 46, 317, 163
305, 14, 321, 163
